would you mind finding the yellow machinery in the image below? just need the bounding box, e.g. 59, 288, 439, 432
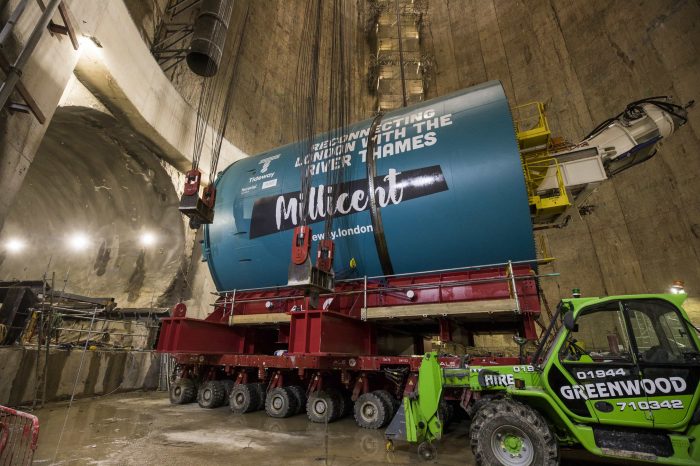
513, 102, 571, 223
513, 96, 689, 227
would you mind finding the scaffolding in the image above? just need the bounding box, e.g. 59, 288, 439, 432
150, 0, 201, 76
0, 279, 167, 409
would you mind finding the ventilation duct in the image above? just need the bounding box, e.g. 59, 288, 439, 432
186, 0, 234, 77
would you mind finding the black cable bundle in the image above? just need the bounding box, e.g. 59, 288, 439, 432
191, 4, 252, 181
293, 0, 354, 238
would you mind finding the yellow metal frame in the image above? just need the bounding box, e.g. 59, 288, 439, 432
514, 102, 551, 150
513, 102, 571, 220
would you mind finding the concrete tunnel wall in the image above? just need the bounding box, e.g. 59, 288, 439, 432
415, 0, 700, 319
0, 348, 161, 406
0, 105, 186, 306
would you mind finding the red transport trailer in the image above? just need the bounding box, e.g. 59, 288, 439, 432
156, 261, 542, 428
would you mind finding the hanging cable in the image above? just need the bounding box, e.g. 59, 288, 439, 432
181, 4, 251, 229
294, 0, 324, 227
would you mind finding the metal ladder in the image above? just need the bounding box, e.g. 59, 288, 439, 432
0, 0, 78, 123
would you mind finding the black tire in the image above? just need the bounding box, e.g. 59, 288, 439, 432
169, 379, 196, 404
326, 388, 346, 420
197, 380, 226, 409
252, 383, 266, 411
354, 392, 390, 429
287, 385, 307, 415
221, 380, 234, 404
229, 383, 261, 414
470, 399, 558, 466
374, 390, 397, 418
265, 387, 298, 418
306, 390, 341, 423
439, 400, 454, 427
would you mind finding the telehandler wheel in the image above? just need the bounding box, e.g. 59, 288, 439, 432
265, 387, 298, 418
470, 399, 557, 466
197, 380, 226, 409
229, 383, 261, 414
169, 379, 196, 404
307, 390, 342, 423
354, 392, 390, 429
287, 385, 307, 415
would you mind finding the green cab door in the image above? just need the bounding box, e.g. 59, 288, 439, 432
623, 299, 700, 428
551, 300, 652, 427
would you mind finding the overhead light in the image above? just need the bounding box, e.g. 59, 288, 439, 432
4, 238, 25, 253
670, 280, 686, 295
80, 34, 103, 48
68, 232, 90, 252
140, 231, 157, 247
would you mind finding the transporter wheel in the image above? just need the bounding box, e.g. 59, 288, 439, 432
287, 385, 307, 415
354, 392, 390, 429
470, 399, 558, 466
169, 379, 196, 404
439, 400, 455, 427
229, 383, 261, 414
307, 390, 341, 423
220, 380, 234, 403
373, 390, 398, 418
252, 383, 266, 411
265, 387, 298, 418
197, 380, 226, 409
327, 388, 346, 420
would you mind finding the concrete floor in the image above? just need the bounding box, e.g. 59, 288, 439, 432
30, 392, 615, 466
32, 391, 475, 465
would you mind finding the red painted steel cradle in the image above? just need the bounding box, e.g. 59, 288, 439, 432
156, 263, 540, 394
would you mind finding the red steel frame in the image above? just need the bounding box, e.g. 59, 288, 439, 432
157, 263, 540, 397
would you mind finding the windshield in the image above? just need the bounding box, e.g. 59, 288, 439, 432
626, 300, 700, 364
559, 301, 633, 363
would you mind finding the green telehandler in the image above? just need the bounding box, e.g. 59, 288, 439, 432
386, 294, 700, 465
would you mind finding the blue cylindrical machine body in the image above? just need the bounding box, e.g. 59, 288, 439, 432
203, 81, 535, 291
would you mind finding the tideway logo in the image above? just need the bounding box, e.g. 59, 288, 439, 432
258, 154, 280, 173
248, 165, 448, 239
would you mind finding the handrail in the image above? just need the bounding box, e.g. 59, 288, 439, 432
212, 258, 553, 296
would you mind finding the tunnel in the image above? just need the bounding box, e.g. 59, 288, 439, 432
0, 106, 186, 307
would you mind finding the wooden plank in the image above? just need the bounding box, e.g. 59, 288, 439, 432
0, 53, 46, 123
366, 298, 517, 320
228, 313, 291, 325
57, 2, 79, 50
